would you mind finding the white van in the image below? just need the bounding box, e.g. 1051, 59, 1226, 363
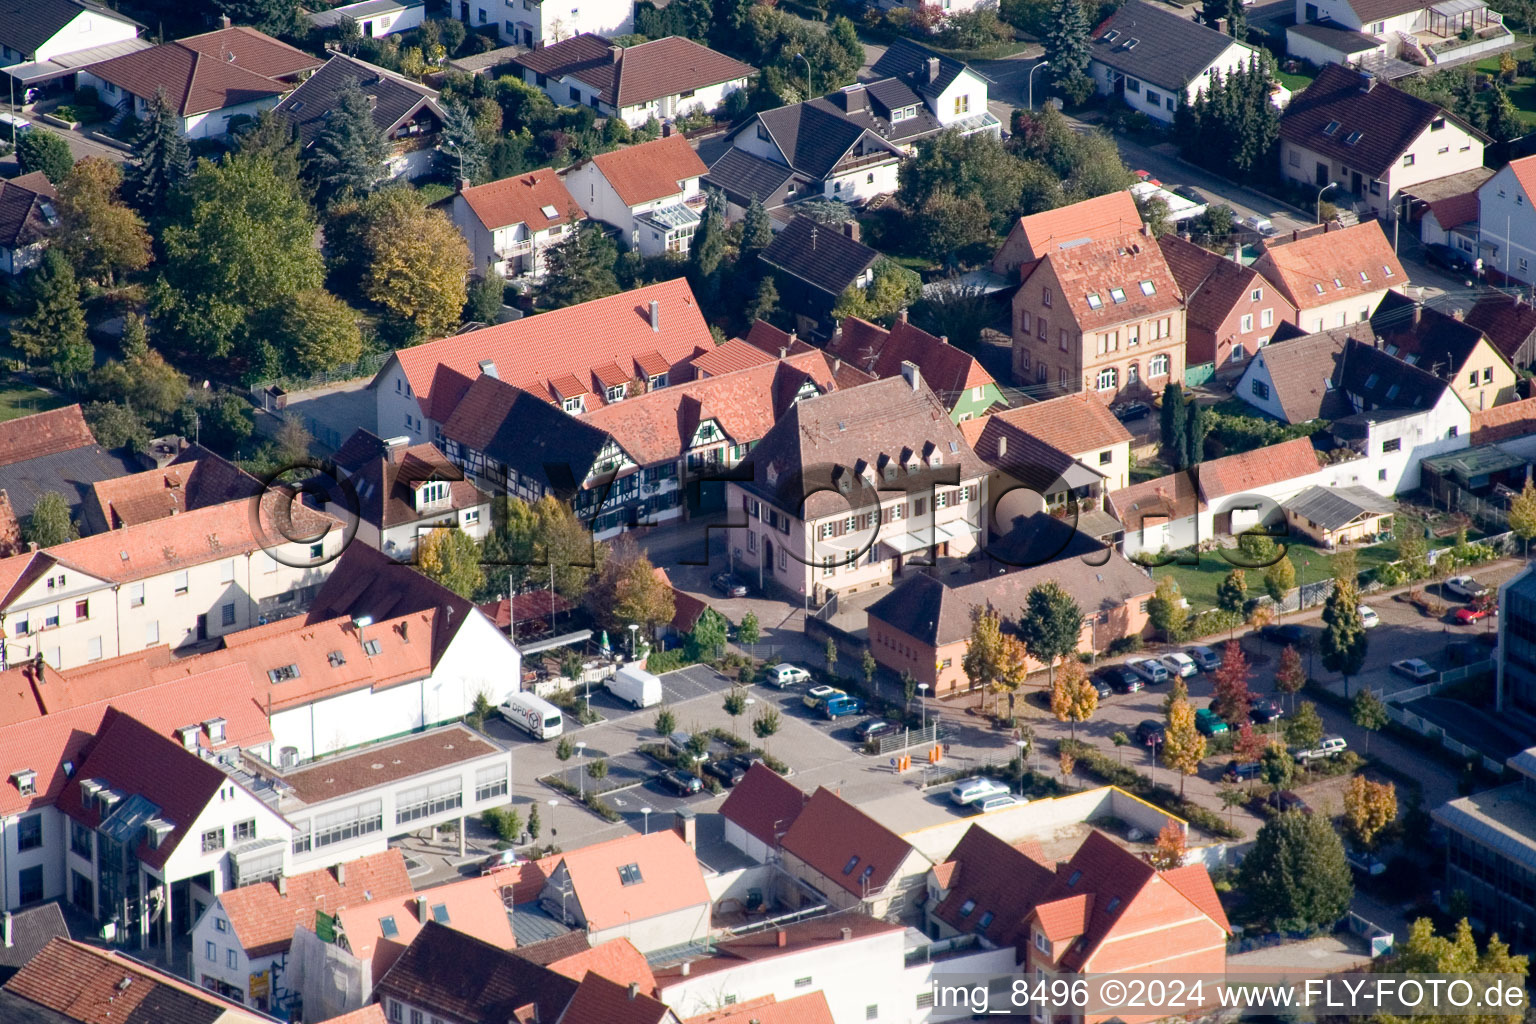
949, 777, 1010, 807
499, 691, 564, 740
0, 113, 32, 138
607, 664, 662, 708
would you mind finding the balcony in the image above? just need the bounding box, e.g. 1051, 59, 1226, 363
497, 237, 535, 258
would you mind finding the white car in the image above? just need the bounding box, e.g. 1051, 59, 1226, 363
1127, 657, 1169, 684
1358, 605, 1379, 628
1245, 214, 1276, 235
1391, 658, 1437, 682
1444, 576, 1488, 601
949, 777, 1010, 807
975, 794, 1026, 813
1160, 652, 1198, 678
766, 664, 811, 688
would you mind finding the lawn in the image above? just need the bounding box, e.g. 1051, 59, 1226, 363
1274, 68, 1316, 92
0, 382, 66, 423
1477, 37, 1536, 129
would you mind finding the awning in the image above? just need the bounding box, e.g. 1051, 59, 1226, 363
1429, 0, 1486, 16
882, 530, 935, 556
933, 520, 981, 543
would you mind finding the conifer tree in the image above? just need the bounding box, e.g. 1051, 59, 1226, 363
308, 78, 388, 205
12, 250, 91, 383
1042, 0, 1090, 90
131, 88, 190, 210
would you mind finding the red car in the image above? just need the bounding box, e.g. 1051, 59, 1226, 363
1454, 606, 1494, 624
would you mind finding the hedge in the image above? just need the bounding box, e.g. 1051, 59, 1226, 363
1060, 740, 1244, 839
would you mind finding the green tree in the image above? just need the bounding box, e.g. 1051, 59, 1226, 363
11, 250, 90, 383
586, 758, 609, 783
1486, 84, 1525, 143
740, 198, 774, 260
466, 271, 505, 326
723, 687, 748, 736
1020, 581, 1083, 685
1238, 810, 1353, 931
902, 670, 918, 706
89, 314, 190, 428
1162, 693, 1206, 797
1111, 730, 1130, 763
483, 494, 604, 600
131, 88, 190, 210
689, 607, 729, 661
1379, 917, 1527, 1024
215, 0, 300, 34
655, 707, 677, 737
307, 77, 388, 205
1320, 571, 1368, 695
862, 648, 877, 688
1351, 687, 1389, 754
744, 275, 781, 325
1343, 775, 1396, 849
85, 403, 151, 452
1286, 700, 1325, 751
527, 802, 541, 841
1217, 568, 1248, 612
540, 223, 619, 309
1260, 740, 1296, 796
556, 736, 573, 760
24, 491, 77, 548
1146, 576, 1187, 641
415, 527, 485, 599
1509, 478, 1536, 556
1219, 782, 1246, 825
752, 706, 781, 755
737, 611, 761, 646
257, 289, 364, 376
357, 189, 472, 341
909, 189, 994, 262
830, 257, 921, 323
589, 543, 674, 634
825, 636, 839, 675
912, 278, 996, 350
963, 605, 1008, 702
1200, 0, 1246, 36
1264, 555, 1296, 601
899, 129, 1039, 235
1159, 381, 1189, 470
56, 158, 152, 288
157, 153, 324, 358
1185, 399, 1211, 466
1137, 194, 1172, 239
16, 128, 74, 184
689, 190, 729, 280
1041, 0, 1091, 90
233, 109, 303, 183
440, 99, 490, 185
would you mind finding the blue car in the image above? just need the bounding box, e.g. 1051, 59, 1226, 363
823, 695, 866, 719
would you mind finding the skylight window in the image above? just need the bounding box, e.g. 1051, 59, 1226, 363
1103, 28, 1120, 41
540, 204, 559, 218
363, 639, 382, 657
1359, 270, 1369, 282
1365, 373, 1380, 389
1333, 278, 1344, 289
432, 903, 450, 924
1110, 287, 1127, 304
960, 899, 976, 917
1106, 897, 1122, 913
1086, 293, 1103, 310
267, 664, 300, 684
379, 916, 398, 938
843, 856, 860, 875
1323, 120, 1340, 135
1384, 344, 1398, 356
1404, 354, 1419, 365
1345, 131, 1363, 146
1314, 283, 1325, 294
1386, 384, 1400, 399
1383, 264, 1394, 277
978, 911, 995, 930
860, 865, 875, 883
1139, 279, 1155, 295
618, 863, 644, 885
1067, 870, 1083, 887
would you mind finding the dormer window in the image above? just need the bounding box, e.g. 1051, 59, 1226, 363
204, 718, 226, 743
12, 769, 35, 796
563, 396, 584, 413
606, 383, 627, 403
417, 480, 450, 510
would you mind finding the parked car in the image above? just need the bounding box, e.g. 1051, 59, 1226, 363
822, 694, 865, 719
711, 573, 748, 598
950, 777, 1011, 806
1127, 658, 1170, 684
702, 759, 747, 787
976, 794, 1024, 813
1097, 665, 1143, 693
1188, 645, 1221, 672
1160, 652, 1198, 678
1358, 605, 1380, 629
1135, 719, 1166, 747
1274, 790, 1312, 814
1455, 605, 1494, 624
726, 752, 764, 773
1346, 849, 1387, 876
856, 718, 898, 743
1260, 623, 1307, 645
1195, 707, 1230, 736
1111, 401, 1150, 422
1294, 735, 1348, 762
1249, 697, 1283, 724
1245, 214, 1277, 235
765, 664, 811, 688
1225, 759, 1263, 781
1391, 658, 1438, 682
1092, 679, 1113, 700
657, 769, 702, 795
668, 730, 708, 765
1424, 243, 1475, 274
1173, 184, 1209, 205
479, 849, 522, 875
803, 685, 844, 709
1444, 575, 1488, 601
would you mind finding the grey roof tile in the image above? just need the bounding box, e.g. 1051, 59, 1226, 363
1089, 0, 1242, 92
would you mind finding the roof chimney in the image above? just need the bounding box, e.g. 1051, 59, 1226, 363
673, 807, 696, 848
842, 219, 860, 242
650, 299, 660, 332
278, 876, 287, 896
385, 436, 408, 464
220, 13, 231, 28
479, 358, 499, 379
1359, 70, 1376, 91
1452, 308, 1465, 320
1413, 305, 1422, 326
628, 982, 639, 1000
939, 335, 949, 346
335, 862, 346, 885
609, 45, 622, 63
832, 357, 842, 373
926, 56, 940, 83
779, 347, 788, 358
417, 896, 429, 923
840, 926, 853, 941
842, 84, 867, 112
681, 961, 692, 976
997, 435, 1007, 458
776, 929, 788, 947
3, 912, 12, 949
900, 360, 921, 392
897, 308, 908, 323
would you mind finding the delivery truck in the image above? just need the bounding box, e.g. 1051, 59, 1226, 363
499, 691, 564, 740
607, 664, 663, 708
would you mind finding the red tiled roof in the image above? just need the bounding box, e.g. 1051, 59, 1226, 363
559, 971, 673, 1024
1427, 190, 1479, 231
719, 762, 808, 848
691, 338, 777, 377
84, 26, 322, 117
0, 404, 95, 468
515, 33, 754, 109
1035, 893, 1093, 942
684, 992, 836, 1024
0, 702, 103, 819
1023, 233, 1182, 327
826, 315, 995, 402
582, 350, 844, 466
478, 590, 575, 630
547, 938, 657, 994
332, 435, 487, 531
654, 913, 902, 983
652, 566, 707, 633
1465, 291, 1536, 363
1471, 395, 1536, 445
86, 449, 262, 530
1160, 863, 1231, 933
336, 873, 519, 983
931, 824, 1055, 944
6, 938, 265, 1023
958, 391, 1131, 461
323, 1008, 389, 1024
589, 135, 708, 207
740, 319, 812, 357
1195, 435, 1320, 499
556, 830, 710, 930
461, 168, 581, 232
1508, 154, 1536, 205
218, 851, 415, 959
1109, 471, 1206, 530
1253, 221, 1405, 311
780, 786, 920, 896
386, 279, 712, 420
999, 192, 1142, 265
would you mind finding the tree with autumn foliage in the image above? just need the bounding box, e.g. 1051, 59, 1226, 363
1149, 820, 1187, 870
964, 605, 1017, 715
1233, 722, 1267, 767
415, 527, 485, 599
1343, 776, 1397, 849
1274, 644, 1306, 712
1162, 691, 1206, 797
1211, 641, 1253, 728
1378, 917, 1527, 1024
1050, 656, 1098, 741
587, 539, 674, 635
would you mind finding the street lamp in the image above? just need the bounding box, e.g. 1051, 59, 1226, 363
794, 52, 813, 101
1028, 60, 1051, 111
547, 798, 559, 838
628, 623, 639, 659
1317, 180, 1339, 224
917, 683, 930, 735
641, 806, 653, 835
445, 139, 464, 183
1016, 738, 1029, 796
575, 741, 587, 796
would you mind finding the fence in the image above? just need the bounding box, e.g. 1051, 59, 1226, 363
1184, 361, 1215, 388
247, 350, 391, 399
918, 750, 1017, 789
1345, 912, 1395, 958
872, 724, 940, 756
1385, 697, 1505, 775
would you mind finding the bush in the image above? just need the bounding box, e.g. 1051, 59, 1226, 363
646, 647, 689, 674
582, 791, 622, 821
1106, 634, 1144, 656
481, 806, 523, 842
